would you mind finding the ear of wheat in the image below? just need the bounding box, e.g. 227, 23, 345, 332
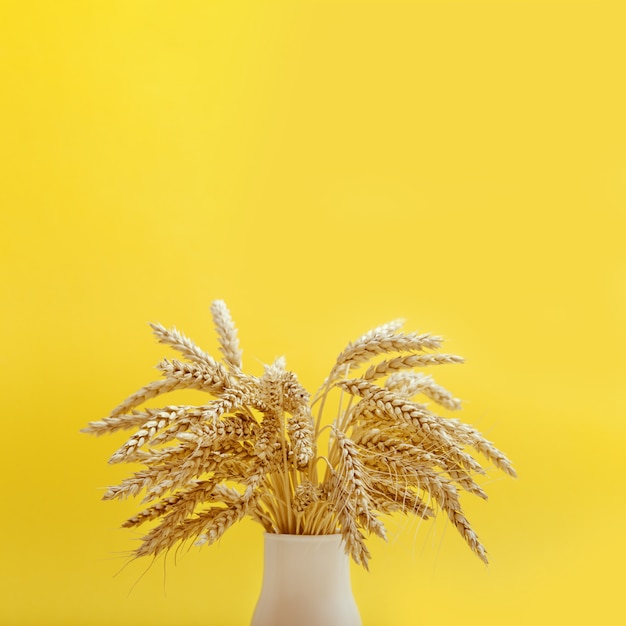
83, 300, 515, 568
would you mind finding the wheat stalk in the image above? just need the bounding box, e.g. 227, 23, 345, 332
386, 371, 462, 410
210, 300, 243, 371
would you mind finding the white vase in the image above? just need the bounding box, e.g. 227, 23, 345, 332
251, 533, 362, 626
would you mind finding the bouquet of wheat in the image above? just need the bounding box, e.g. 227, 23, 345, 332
83, 301, 515, 570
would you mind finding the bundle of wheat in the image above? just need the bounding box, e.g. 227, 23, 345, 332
83, 301, 515, 568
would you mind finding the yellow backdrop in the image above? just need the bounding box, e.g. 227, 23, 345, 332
1, 1, 624, 624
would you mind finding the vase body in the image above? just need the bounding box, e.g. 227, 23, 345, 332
251, 533, 362, 626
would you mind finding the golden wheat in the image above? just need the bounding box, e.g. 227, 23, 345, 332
210, 300, 243, 371
83, 301, 515, 568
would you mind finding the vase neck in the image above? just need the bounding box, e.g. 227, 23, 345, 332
261, 534, 351, 594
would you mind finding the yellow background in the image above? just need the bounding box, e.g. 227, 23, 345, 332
1, 1, 624, 624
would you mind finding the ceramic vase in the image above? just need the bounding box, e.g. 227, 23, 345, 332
251, 533, 362, 626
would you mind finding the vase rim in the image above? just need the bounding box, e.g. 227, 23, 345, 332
264, 532, 342, 542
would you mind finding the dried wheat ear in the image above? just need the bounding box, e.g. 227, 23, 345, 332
83, 300, 516, 568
